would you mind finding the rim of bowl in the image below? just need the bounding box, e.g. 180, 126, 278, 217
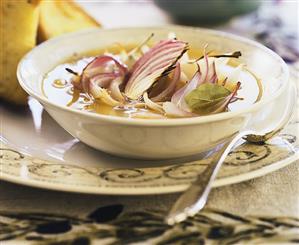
17, 25, 289, 126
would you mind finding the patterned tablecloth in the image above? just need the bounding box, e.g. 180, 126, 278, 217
1, 1, 298, 244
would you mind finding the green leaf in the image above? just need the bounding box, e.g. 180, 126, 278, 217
185, 83, 231, 113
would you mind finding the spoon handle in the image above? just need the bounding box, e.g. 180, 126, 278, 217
166, 130, 254, 225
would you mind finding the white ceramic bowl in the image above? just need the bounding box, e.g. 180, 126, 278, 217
18, 26, 290, 159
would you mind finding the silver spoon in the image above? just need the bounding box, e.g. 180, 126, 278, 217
166, 83, 296, 225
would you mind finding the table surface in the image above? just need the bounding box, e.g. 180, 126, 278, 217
1, 1, 299, 244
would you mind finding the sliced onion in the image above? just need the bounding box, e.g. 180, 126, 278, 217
109, 77, 125, 102
143, 92, 164, 114
89, 73, 119, 89
70, 75, 82, 90
171, 65, 200, 112
90, 85, 120, 106
130, 40, 176, 74
184, 51, 231, 86
195, 56, 229, 82
207, 62, 217, 84
86, 55, 127, 74
198, 54, 209, 83
163, 102, 194, 117
151, 63, 181, 102
125, 39, 188, 99
81, 55, 127, 94
196, 55, 218, 85
169, 54, 239, 114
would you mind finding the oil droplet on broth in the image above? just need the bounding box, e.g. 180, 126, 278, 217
67, 87, 74, 95
52, 79, 68, 88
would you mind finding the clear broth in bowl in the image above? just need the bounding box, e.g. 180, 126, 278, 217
43, 41, 262, 119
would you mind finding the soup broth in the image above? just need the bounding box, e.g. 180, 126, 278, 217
43, 38, 262, 119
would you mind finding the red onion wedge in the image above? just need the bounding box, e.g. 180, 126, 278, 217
163, 102, 194, 117
80, 55, 127, 95
90, 86, 120, 106
171, 64, 201, 112
65, 68, 82, 90
109, 77, 125, 102
196, 54, 218, 85
151, 63, 181, 102
125, 39, 188, 99
89, 73, 120, 89
170, 51, 241, 114
143, 92, 164, 114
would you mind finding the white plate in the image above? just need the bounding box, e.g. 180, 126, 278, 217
1, 72, 298, 195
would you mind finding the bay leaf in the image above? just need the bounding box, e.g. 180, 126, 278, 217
185, 83, 231, 113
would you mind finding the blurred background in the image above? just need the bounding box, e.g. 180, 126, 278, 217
1, 0, 298, 105
77, 0, 298, 65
